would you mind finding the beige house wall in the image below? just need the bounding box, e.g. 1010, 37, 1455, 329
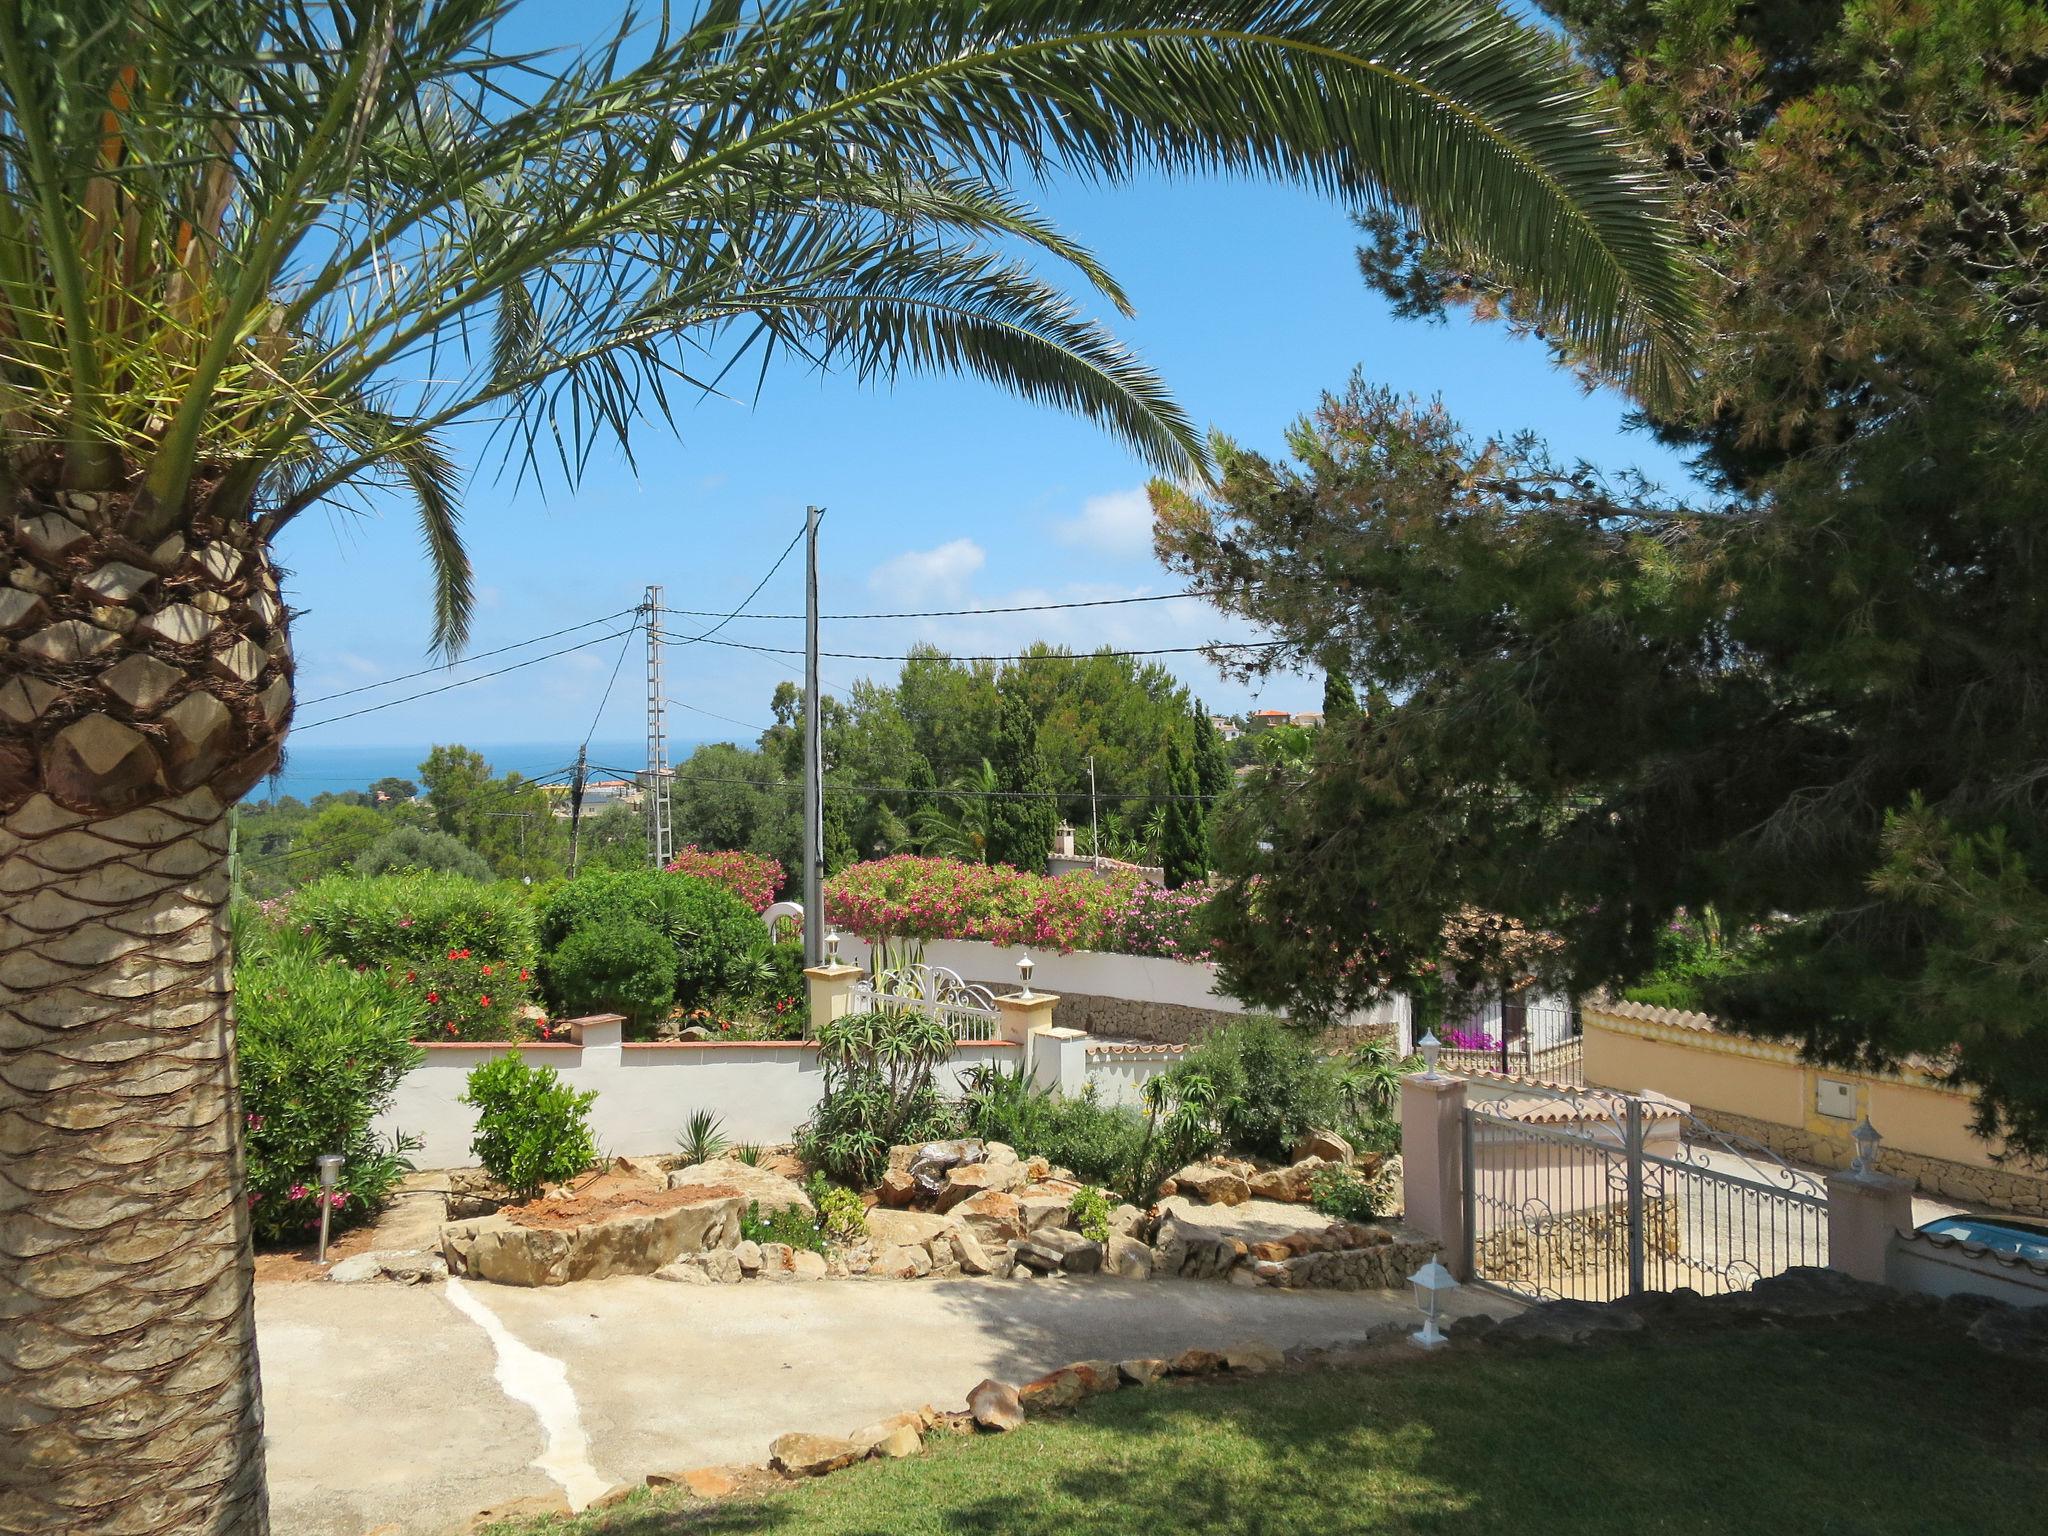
1584, 1000, 2048, 1216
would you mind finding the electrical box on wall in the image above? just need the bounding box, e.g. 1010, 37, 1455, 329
1816, 1077, 1857, 1120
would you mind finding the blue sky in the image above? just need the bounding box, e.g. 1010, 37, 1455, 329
278, 11, 1695, 760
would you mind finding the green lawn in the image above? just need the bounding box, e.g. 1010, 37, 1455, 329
496, 1319, 2047, 1536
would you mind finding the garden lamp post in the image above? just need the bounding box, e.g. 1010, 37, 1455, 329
1417, 1030, 1443, 1081
825, 927, 841, 965
1016, 951, 1036, 999
1851, 1117, 1882, 1175
315, 1153, 344, 1263
1409, 1258, 1457, 1348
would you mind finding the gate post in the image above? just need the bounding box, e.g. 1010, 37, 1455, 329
1401, 1072, 1469, 1280
1624, 1096, 1647, 1296
1826, 1167, 1913, 1285
804, 958, 865, 1038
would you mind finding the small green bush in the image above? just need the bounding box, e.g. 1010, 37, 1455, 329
460, 1052, 598, 1198
537, 869, 766, 1010
808, 1174, 868, 1244
356, 825, 494, 881
1308, 1163, 1391, 1224
541, 920, 677, 1024
1174, 1017, 1340, 1162
741, 1200, 825, 1253
234, 913, 423, 1246
956, 1064, 1161, 1202
1067, 1185, 1114, 1243
797, 1010, 959, 1186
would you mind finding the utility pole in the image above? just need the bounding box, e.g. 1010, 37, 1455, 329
802, 506, 825, 965
644, 584, 672, 868
1088, 753, 1098, 865
567, 744, 589, 878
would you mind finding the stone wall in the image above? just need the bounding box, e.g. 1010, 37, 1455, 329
1695, 1107, 2048, 1217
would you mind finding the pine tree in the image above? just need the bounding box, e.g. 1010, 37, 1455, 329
1159, 731, 1208, 889
1192, 701, 1232, 801
986, 688, 1057, 871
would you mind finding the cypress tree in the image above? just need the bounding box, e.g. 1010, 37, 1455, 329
1322, 668, 1361, 726
1159, 731, 1208, 889
986, 687, 1057, 871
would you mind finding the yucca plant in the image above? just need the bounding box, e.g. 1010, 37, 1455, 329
676, 1107, 730, 1165
0, 2, 1694, 1530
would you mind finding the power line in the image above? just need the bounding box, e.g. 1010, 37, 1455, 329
589, 766, 1230, 804
657, 588, 1229, 622
581, 615, 643, 751
676, 635, 1289, 665
296, 607, 640, 707
292, 627, 640, 731
663, 696, 774, 734
670, 521, 810, 649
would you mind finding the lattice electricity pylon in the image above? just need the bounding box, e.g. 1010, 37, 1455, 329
643, 584, 673, 868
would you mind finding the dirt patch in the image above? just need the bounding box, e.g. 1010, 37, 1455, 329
502, 1169, 744, 1231
253, 1222, 383, 1285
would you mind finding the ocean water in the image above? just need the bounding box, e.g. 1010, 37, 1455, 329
251, 738, 694, 804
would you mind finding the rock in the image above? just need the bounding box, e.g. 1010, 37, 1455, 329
1107, 1203, 1149, 1239
1249, 1241, 1291, 1263
656, 1259, 713, 1285
648, 1466, 741, 1498
1016, 1227, 1101, 1274
770, 1432, 865, 1478
864, 1208, 959, 1248
967, 1377, 1025, 1432
1018, 1194, 1074, 1232
851, 1410, 926, 1451
1018, 1361, 1117, 1410
658, 1248, 743, 1284
1169, 1348, 1225, 1376
1171, 1164, 1251, 1206
465, 1492, 570, 1530
867, 1424, 923, 1459
670, 1157, 814, 1219
1102, 1235, 1153, 1279
1117, 1358, 1168, 1386
953, 1189, 1026, 1245
878, 1169, 918, 1208
1223, 1340, 1284, 1374
1249, 1158, 1326, 1204
756, 1242, 827, 1281
908, 1139, 986, 1198
455, 1191, 745, 1287
950, 1224, 1001, 1276
588, 1483, 641, 1511
1969, 1305, 2048, 1362
789, 1249, 828, 1282
872, 1243, 931, 1279
326, 1254, 385, 1284
1486, 1298, 1648, 1347
1294, 1129, 1354, 1165
734, 1239, 763, 1275
935, 1160, 1021, 1210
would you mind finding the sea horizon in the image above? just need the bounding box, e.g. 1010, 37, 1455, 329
250, 737, 713, 805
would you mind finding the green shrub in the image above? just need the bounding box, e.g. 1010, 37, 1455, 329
356, 825, 494, 881
537, 869, 766, 1010
1173, 1017, 1340, 1162
1067, 1185, 1114, 1243
677, 1109, 729, 1166
541, 920, 677, 1024
797, 1010, 959, 1186
741, 1200, 825, 1253
287, 872, 539, 1040
809, 1174, 868, 1244
233, 912, 424, 1246
460, 1052, 598, 1198
958, 1064, 1152, 1192
1308, 1163, 1392, 1224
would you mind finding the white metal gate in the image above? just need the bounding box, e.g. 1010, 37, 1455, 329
849, 963, 999, 1041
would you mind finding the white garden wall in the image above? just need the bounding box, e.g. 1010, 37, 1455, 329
378, 1038, 1021, 1168
841, 936, 1412, 1039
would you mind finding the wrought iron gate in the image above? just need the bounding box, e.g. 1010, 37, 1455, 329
848, 963, 999, 1041
1462, 1084, 1828, 1301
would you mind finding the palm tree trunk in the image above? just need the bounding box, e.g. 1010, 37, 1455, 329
2, 497, 290, 1534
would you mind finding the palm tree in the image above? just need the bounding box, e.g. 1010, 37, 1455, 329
915, 759, 1001, 862
0, 1, 1695, 1529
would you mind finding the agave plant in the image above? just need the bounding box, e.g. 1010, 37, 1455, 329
676, 1107, 730, 1166
0, 2, 1694, 1528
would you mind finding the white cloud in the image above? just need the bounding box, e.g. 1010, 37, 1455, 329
868, 537, 986, 597
1053, 487, 1153, 560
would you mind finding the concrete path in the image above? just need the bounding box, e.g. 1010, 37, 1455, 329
257, 1271, 1511, 1536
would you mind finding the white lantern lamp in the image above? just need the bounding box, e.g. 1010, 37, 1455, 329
825, 927, 841, 965
1016, 951, 1036, 999
1417, 1030, 1443, 1081
1850, 1116, 1881, 1175
314, 1152, 345, 1263
1409, 1257, 1457, 1348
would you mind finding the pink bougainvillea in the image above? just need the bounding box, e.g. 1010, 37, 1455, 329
824, 856, 1214, 962
663, 846, 784, 913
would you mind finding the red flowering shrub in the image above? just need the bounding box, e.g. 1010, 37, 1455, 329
824, 857, 1212, 961
663, 846, 783, 913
